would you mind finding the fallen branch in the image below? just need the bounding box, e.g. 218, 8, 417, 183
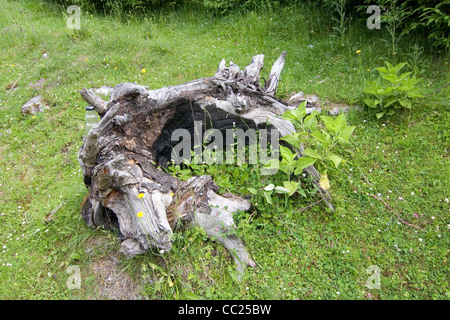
363, 190, 425, 231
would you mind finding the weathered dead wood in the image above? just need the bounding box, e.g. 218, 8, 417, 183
263, 51, 286, 96
78, 52, 333, 277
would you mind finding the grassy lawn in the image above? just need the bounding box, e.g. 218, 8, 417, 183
0, 0, 448, 300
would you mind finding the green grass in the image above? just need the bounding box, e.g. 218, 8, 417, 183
0, 0, 448, 300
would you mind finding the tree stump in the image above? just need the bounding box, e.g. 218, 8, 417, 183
78, 52, 333, 275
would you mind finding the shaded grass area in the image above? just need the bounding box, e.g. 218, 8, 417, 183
0, 0, 448, 299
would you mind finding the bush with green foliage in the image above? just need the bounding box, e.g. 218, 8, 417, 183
362, 61, 424, 119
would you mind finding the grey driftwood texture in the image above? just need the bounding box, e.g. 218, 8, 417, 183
78, 52, 333, 275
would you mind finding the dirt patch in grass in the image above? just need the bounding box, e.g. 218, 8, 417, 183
89, 254, 142, 300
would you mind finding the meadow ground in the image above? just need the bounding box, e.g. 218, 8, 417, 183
0, 0, 448, 299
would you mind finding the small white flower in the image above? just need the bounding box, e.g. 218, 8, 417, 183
337, 291, 340, 295
431, 216, 435, 220
437, 234, 441, 238
159, 249, 165, 254
411, 192, 415, 196
445, 198, 449, 203
418, 238, 423, 241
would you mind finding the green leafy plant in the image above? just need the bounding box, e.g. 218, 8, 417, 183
255, 101, 355, 206
279, 101, 354, 171
363, 61, 424, 119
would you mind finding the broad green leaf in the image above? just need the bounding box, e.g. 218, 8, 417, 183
292, 101, 307, 119
264, 183, 275, 191
307, 186, 318, 196
363, 98, 380, 108
280, 133, 305, 149
279, 145, 295, 163
263, 191, 273, 204
399, 99, 412, 109
279, 160, 291, 175
283, 180, 299, 196
334, 113, 347, 132
303, 147, 322, 159
248, 187, 258, 195
386, 109, 395, 115
311, 129, 330, 144
398, 71, 412, 81
375, 66, 388, 75
337, 125, 355, 144
294, 156, 316, 174
297, 187, 307, 197
376, 111, 385, 119
303, 114, 318, 131
381, 73, 400, 84
383, 96, 397, 108
325, 154, 343, 168
320, 115, 336, 132
281, 110, 299, 125
389, 62, 406, 74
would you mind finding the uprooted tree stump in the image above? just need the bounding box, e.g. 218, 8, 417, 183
78, 51, 334, 275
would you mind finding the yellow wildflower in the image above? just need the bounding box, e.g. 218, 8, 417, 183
32, 116, 36, 119
170, 192, 174, 197
137, 211, 143, 218
84, 58, 88, 62
141, 68, 146, 73
138, 193, 144, 199
367, 69, 370, 71
356, 50, 361, 54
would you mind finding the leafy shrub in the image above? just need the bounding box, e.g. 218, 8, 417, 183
258, 101, 355, 205
362, 61, 424, 119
